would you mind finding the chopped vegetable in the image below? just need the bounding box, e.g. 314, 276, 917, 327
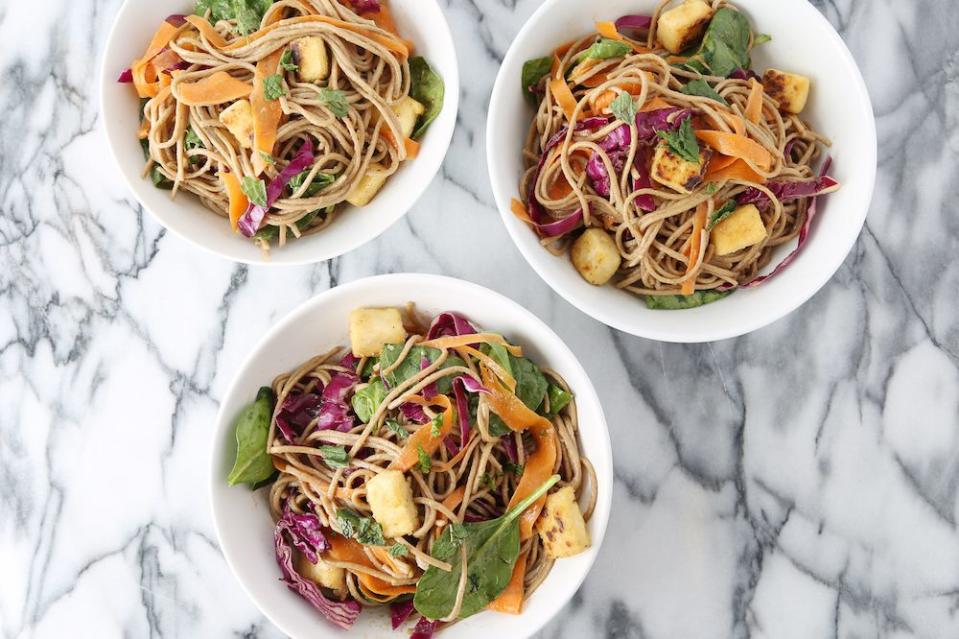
336, 508, 387, 546
645, 290, 732, 309
707, 200, 737, 230
694, 130, 772, 170
408, 57, 444, 139
263, 74, 287, 100
318, 87, 349, 117
574, 38, 631, 63
220, 172, 249, 231
237, 138, 316, 236
521, 56, 553, 106
227, 387, 275, 485
176, 71, 253, 106
656, 118, 701, 164
681, 201, 708, 295
681, 78, 729, 107
678, 7, 752, 77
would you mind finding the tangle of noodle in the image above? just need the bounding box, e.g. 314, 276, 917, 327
520, 0, 838, 296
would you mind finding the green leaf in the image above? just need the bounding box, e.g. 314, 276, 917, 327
417, 444, 432, 474
545, 384, 572, 416
289, 169, 336, 197
336, 509, 386, 545
379, 344, 465, 395
258, 151, 275, 166
484, 345, 548, 437
389, 543, 409, 557
280, 48, 299, 71
707, 200, 737, 231
319, 445, 349, 468
263, 74, 287, 100
656, 118, 701, 164
521, 56, 553, 106
194, 0, 233, 23
645, 290, 732, 310
610, 92, 638, 124
430, 414, 443, 437
752, 33, 772, 47
385, 419, 408, 441
241, 176, 267, 207
351, 378, 387, 423
413, 475, 560, 620
503, 461, 525, 477
575, 38, 631, 62
359, 356, 378, 379
704, 182, 720, 195
681, 79, 729, 107
185, 127, 204, 150
409, 57, 444, 139
319, 88, 349, 117
195, 0, 271, 36
678, 8, 752, 78
227, 387, 276, 486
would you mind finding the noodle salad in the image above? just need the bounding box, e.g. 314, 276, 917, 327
119, 0, 443, 250
513, 0, 839, 310
225, 306, 595, 636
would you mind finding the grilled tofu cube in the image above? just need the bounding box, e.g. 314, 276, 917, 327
291, 37, 329, 83
390, 97, 426, 139
763, 69, 811, 114
366, 470, 419, 538
650, 142, 706, 194
218, 99, 254, 148
657, 0, 713, 54
295, 553, 347, 598
710, 204, 768, 256
345, 163, 390, 207
570, 228, 622, 286
535, 486, 591, 559
350, 307, 407, 357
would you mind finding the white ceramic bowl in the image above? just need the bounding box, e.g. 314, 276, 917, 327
210, 274, 613, 639
487, 0, 876, 343
100, 1, 458, 265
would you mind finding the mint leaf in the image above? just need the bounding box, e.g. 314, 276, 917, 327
707, 201, 737, 231
289, 169, 336, 197
319, 88, 349, 117
263, 74, 287, 100
389, 543, 408, 557
386, 419, 408, 441
681, 79, 729, 107
656, 118, 700, 164
319, 445, 349, 468
336, 509, 386, 545
430, 414, 443, 437
610, 92, 638, 124
280, 48, 298, 71
417, 444, 431, 474
240, 176, 267, 207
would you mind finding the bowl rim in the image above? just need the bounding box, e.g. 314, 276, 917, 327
485, 0, 877, 343
98, 0, 460, 267
208, 273, 614, 639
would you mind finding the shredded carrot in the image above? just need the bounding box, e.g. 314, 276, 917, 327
745, 78, 764, 124
326, 533, 416, 596
639, 96, 671, 112
705, 158, 766, 184
681, 202, 708, 295
694, 130, 773, 171
549, 78, 578, 120
480, 365, 557, 540
251, 49, 285, 175
718, 111, 746, 136
421, 333, 523, 356
130, 21, 184, 98
221, 172, 248, 231
488, 550, 528, 614
439, 486, 466, 516
709, 154, 738, 173
594, 20, 651, 54
380, 127, 419, 159
176, 71, 254, 106
510, 198, 533, 224
388, 395, 453, 472
184, 15, 229, 48
453, 345, 516, 392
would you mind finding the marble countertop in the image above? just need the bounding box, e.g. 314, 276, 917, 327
4, 0, 958, 637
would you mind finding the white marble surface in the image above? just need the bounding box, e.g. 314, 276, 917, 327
3, 0, 958, 637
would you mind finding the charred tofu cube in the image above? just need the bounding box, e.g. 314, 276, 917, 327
657, 0, 713, 54
366, 470, 419, 538
349, 307, 407, 357
291, 37, 329, 83
650, 142, 706, 194
345, 163, 390, 207
570, 228, 622, 286
535, 486, 591, 558
710, 204, 768, 256
763, 69, 811, 114
390, 97, 426, 139
218, 99, 254, 148
295, 553, 347, 598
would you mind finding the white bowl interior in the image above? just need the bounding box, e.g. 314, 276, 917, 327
210, 274, 613, 639
487, 0, 876, 342
100, 0, 459, 265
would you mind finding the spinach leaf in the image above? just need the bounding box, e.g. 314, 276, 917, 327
521, 56, 553, 106
645, 290, 732, 310
359, 356, 378, 379
656, 118, 701, 163
409, 57, 444, 139
289, 169, 336, 197
545, 383, 572, 416
352, 378, 387, 423
227, 387, 276, 486
139, 139, 174, 190
679, 8, 752, 78
610, 92, 638, 124
484, 346, 548, 437
575, 38, 631, 63
319, 445, 349, 468
319, 88, 349, 117
413, 475, 560, 620
681, 79, 729, 107
707, 200, 737, 230
185, 127, 204, 151
379, 344, 465, 395
752, 34, 772, 48
336, 509, 386, 545
263, 74, 287, 100
241, 176, 267, 207
280, 48, 298, 72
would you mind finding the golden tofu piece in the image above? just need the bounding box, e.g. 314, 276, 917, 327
650, 142, 706, 194
345, 163, 390, 207
390, 97, 426, 139
570, 228, 622, 286
657, 0, 713, 54
291, 37, 329, 83
295, 552, 347, 598
710, 204, 768, 256
349, 307, 407, 357
763, 69, 811, 114
218, 99, 254, 149
535, 486, 591, 559
366, 470, 419, 538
